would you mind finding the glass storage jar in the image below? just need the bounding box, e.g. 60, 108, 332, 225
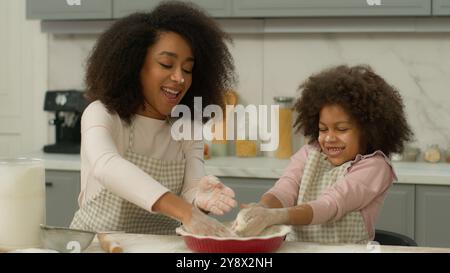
235, 106, 259, 157
0, 158, 45, 249
274, 96, 294, 159
424, 144, 441, 163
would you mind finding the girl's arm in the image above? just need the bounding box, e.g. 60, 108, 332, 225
307, 155, 394, 225
261, 144, 311, 207
233, 201, 313, 236
260, 193, 284, 208
287, 204, 314, 225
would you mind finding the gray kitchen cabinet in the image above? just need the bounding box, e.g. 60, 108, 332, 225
45, 170, 80, 227
112, 0, 159, 18
26, 0, 112, 20
113, 0, 232, 18
415, 185, 450, 248
433, 0, 450, 15
213, 177, 276, 222
375, 184, 415, 240
26, 0, 441, 21
232, 0, 431, 17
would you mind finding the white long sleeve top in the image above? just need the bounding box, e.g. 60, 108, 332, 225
78, 101, 205, 212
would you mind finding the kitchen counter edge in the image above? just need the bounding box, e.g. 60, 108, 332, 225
25, 152, 450, 186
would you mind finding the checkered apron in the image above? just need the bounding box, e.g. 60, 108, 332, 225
70, 122, 185, 235
286, 149, 369, 244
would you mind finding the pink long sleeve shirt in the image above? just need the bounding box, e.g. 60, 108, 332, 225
266, 144, 397, 240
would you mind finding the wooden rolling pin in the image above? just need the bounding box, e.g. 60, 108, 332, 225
97, 233, 123, 253
0, 247, 10, 253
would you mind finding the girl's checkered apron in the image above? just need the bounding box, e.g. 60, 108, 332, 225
287, 149, 369, 244
70, 122, 185, 235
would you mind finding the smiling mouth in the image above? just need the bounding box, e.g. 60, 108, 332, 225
325, 146, 345, 156
161, 87, 182, 101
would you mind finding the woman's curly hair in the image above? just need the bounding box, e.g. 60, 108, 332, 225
85, 1, 236, 124
293, 65, 413, 156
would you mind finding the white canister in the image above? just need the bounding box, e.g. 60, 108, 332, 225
0, 158, 45, 249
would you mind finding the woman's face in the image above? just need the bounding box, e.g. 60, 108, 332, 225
139, 31, 194, 119
318, 104, 363, 166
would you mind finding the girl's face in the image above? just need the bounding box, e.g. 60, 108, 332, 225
318, 104, 363, 166
139, 31, 194, 119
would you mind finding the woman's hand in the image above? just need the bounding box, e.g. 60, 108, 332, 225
232, 204, 289, 237
194, 175, 237, 215
182, 206, 236, 237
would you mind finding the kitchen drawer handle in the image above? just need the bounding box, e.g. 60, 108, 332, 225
45, 182, 54, 187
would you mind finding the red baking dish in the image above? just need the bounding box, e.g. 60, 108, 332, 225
175, 225, 291, 253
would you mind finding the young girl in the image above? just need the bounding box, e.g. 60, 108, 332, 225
233, 65, 413, 244
70, 2, 237, 237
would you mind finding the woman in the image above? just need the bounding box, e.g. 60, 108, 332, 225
70, 1, 237, 236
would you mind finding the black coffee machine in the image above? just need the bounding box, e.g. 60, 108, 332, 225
43, 90, 88, 154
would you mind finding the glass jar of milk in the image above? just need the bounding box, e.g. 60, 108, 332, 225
0, 158, 45, 250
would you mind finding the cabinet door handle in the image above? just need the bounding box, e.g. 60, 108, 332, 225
45, 182, 54, 187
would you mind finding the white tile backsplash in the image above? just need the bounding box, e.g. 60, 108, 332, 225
48, 32, 450, 153
262, 33, 450, 153
48, 34, 96, 90
227, 34, 264, 105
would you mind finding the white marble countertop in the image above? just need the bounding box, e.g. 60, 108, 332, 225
83, 233, 450, 253
25, 151, 81, 171
24, 151, 450, 186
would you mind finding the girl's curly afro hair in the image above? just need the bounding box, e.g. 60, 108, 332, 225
294, 64, 413, 156
85, 1, 236, 124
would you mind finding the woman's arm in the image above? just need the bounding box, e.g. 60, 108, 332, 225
153, 192, 236, 236
152, 192, 193, 223
82, 102, 170, 212
180, 139, 205, 203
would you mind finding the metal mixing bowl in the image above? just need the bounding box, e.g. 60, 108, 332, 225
40, 225, 96, 253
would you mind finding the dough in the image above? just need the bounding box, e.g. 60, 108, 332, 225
232, 207, 251, 235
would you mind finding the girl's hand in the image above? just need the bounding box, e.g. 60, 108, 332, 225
232, 206, 289, 237
182, 206, 237, 237
194, 175, 237, 215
